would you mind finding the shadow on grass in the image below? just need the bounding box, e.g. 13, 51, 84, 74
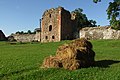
0, 67, 37, 78
94, 60, 120, 68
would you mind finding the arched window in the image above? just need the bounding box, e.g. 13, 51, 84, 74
49, 25, 52, 31
49, 14, 51, 18
45, 36, 48, 39
52, 36, 55, 39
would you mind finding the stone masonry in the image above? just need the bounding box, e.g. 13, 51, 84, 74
0, 30, 6, 41
11, 28, 41, 42
80, 26, 120, 40
11, 34, 36, 42
41, 6, 74, 42
11, 7, 75, 42
10, 7, 120, 42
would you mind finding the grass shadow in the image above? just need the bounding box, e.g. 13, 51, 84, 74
94, 60, 120, 68
0, 67, 37, 78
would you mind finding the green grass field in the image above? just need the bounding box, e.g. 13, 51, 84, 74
0, 40, 120, 80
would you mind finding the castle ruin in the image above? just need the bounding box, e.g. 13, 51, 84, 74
10, 6, 120, 42
0, 30, 6, 41
11, 7, 76, 42
41, 6, 75, 42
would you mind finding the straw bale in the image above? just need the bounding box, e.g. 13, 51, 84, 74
41, 38, 95, 70
41, 56, 62, 68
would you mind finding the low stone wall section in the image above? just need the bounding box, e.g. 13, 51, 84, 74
12, 33, 41, 42
80, 27, 120, 40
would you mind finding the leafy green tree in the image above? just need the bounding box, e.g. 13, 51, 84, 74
93, 0, 120, 29
93, 0, 101, 3
89, 20, 97, 27
15, 31, 20, 34
71, 8, 97, 38
20, 31, 24, 34
71, 8, 97, 30
72, 8, 87, 29
27, 30, 32, 34
107, 0, 120, 29
15, 31, 24, 34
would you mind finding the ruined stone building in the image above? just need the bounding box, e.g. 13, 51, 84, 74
11, 6, 120, 42
11, 7, 75, 42
0, 30, 6, 41
80, 26, 120, 40
41, 7, 75, 42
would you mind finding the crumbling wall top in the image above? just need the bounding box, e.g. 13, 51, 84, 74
80, 26, 111, 31
42, 6, 69, 17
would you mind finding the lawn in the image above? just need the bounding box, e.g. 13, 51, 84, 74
0, 40, 120, 80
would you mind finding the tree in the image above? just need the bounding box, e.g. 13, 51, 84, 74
107, 0, 120, 29
27, 30, 32, 34
20, 31, 24, 34
93, 0, 101, 3
71, 8, 97, 30
89, 20, 97, 27
93, 0, 120, 29
71, 8, 87, 29
15, 31, 20, 34
71, 8, 97, 38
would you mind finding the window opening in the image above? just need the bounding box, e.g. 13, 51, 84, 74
52, 36, 55, 39
49, 25, 52, 31
49, 14, 51, 18
45, 36, 48, 39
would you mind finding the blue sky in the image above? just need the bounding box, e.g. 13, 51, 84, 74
0, 0, 113, 36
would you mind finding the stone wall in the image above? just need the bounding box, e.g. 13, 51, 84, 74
10, 7, 76, 43
41, 7, 61, 42
35, 31, 41, 41
0, 30, 6, 41
80, 26, 120, 40
61, 8, 73, 40
12, 32, 41, 42
12, 34, 36, 42
12, 7, 120, 42
41, 7, 74, 42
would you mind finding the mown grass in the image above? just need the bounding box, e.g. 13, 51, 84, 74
0, 40, 120, 80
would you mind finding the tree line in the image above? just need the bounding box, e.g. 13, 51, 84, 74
71, 8, 98, 32
15, 30, 36, 34
72, 0, 120, 31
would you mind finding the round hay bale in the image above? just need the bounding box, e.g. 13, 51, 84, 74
71, 38, 93, 49
41, 38, 95, 70
56, 46, 77, 60
75, 48, 95, 67
62, 59, 80, 70
85, 49, 95, 66
57, 43, 69, 51
41, 56, 62, 68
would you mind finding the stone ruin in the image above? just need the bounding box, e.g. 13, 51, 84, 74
9, 6, 120, 42
0, 30, 6, 41
9, 28, 41, 42
10, 6, 76, 42
41, 38, 95, 70
80, 26, 120, 40
41, 6, 76, 42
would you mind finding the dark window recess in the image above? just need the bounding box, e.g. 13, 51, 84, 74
45, 36, 48, 39
52, 36, 55, 39
49, 25, 52, 31
49, 14, 51, 18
